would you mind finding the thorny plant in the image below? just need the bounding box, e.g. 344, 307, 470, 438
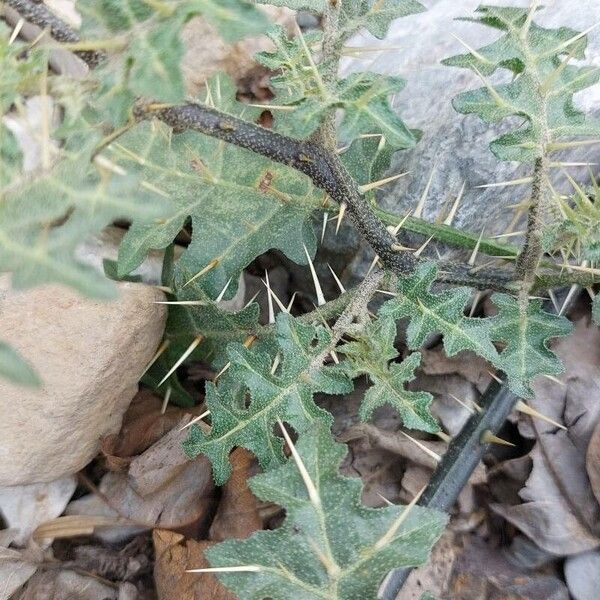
1, 1, 600, 598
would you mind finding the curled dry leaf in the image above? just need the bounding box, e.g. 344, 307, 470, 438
153, 529, 235, 600
492, 310, 600, 556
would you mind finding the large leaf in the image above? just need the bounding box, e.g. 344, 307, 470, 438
206, 424, 447, 599
183, 314, 352, 484
115, 74, 321, 297
443, 4, 600, 161
489, 294, 572, 397
339, 317, 438, 432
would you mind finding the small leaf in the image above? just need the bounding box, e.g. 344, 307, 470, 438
206, 423, 447, 600
339, 317, 438, 432
489, 294, 573, 397
0, 342, 40, 387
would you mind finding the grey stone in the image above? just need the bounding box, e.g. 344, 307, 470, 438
0, 277, 167, 485
564, 550, 600, 600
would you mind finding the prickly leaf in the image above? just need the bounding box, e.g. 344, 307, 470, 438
206, 424, 447, 599
183, 314, 352, 484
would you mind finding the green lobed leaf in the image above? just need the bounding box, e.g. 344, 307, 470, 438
443, 4, 600, 161
115, 73, 321, 298
379, 262, 499, 361
0, 342, 40, 388
206, 423, 447, 599
339, 317, 439, 432
489, 294, 572, 397
183, 313, 352, 484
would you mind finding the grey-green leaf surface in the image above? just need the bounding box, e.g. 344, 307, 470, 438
183, 313, 352, 484
0, 342, 40, 388
206, 423, 447, 599
443, 4, 600, 161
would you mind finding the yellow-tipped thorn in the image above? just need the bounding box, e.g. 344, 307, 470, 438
161, 386, 172, 414
278, 419, 321, 508
262, 273, 288, 314
303, 244, 326, 306
399, 431, 441, 462
443, 181, 465, 226
215, 362, 230, 381
480, 430, 515, 447
414, 165, 436, 219
476, 176, 533, 189
335, 203, 347, 235
391, 210, 413, 236
468, 228, 485, 266
358, 171, 409, 194
329, 350, 340, 364
365, 254, 381, 276
414, 235, 435, 258
374, 486, 426, 550
184, 259, 219, 288
515, 400, 567, 431
328, 264, 346, 294
179, 409, 211, 432
215, 277, 232, 303
9, 18, 25, 45
141, 339, 171, 378
158, 335, 203, 386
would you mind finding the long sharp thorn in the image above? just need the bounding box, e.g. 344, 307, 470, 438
141, 339, 171, 377
264, 270, 275, 323
286, 292, 297, 312
541, 21, 600, 58
187, 566, 262, 574
414, 165, 436, 218
443, 181, 465, 226
449, 393, 478, 414
321, 211, 328, 243
480, 430, 515, 447
154, 300, 207, 306
559, 283, 579, 316
262, 275, 288, 314
376, 289, 398, 297
435, 431, 452, 443
399, 431, 441, 462
392, 210, 412, 236
243, 291, 261, 310
469, 291, 482, 317
215, 278, 232, 303
374, 486, 426, 550
329, 350, 339, 364
542, 374, 566, 386
487, 370, 503, 385
366, 254, 380, 276
215, 362, 230, 381
278, 420, 321, 508
335, 203, 347, 234
377, 493, 394, 507
179, 409, 211, 431
476, 176, 533, 188
161, 386, 172, 414
9, 19, 25, 44
468, 228, 485, 267
414, 235, 435, 258
358, 171, 409, 193
303, 244, 326, 306
184, 259, 219, 288
328, 264, 346, 294
270, 353, 281, 375
450, 33, 492, 64
158, 335, 203, 386
515, 400, 567, 431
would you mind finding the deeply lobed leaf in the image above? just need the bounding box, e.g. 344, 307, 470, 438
183, 314, 352, 484
206, 423, 447, 599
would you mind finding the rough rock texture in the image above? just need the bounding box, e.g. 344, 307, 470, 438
292, 0, 600, 294
0, 277, 166, 485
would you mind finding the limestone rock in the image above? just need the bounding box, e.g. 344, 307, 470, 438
0, 278, 166, 485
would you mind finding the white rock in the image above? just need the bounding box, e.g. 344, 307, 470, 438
0, 278, 166, 485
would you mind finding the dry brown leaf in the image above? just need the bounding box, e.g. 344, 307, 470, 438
493, 311, 600, 556
587, 421, 600, 506
100, 389, 201, 472
209, 448, 262, 542
153, 529, 235, 600
19, 570, 127, 600
419, 347, 492, 392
